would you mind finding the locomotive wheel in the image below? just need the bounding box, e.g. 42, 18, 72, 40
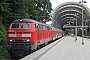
37, 45, 40, 50
11, 48, 24, 58
25, 50, 32, 56
34, 49, 37, 52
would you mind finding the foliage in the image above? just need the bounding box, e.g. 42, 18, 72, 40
3, 0, 35, 26
0, 21, 7, 58
0, 0, 8, 58
0, 0, 53, 58
34, 0, 52, 22
0, 0, 10, 26
87, 36, 90, 39
0, 0, 52, 26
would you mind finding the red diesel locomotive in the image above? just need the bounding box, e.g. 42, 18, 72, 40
7, 19, 64, 57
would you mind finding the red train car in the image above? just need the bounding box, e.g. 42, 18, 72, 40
77, 29, 82, 36
52, 27, 64, 40
7, 19, 64, 57
7, 19, 53, 57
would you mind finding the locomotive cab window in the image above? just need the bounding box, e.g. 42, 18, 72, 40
11, 23, 19, 28
21, 23, 30, 28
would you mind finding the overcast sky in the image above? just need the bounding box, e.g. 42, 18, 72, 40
50, 0, 90, 9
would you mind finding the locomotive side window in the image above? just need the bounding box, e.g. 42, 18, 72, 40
40, 25, 43, 30
11, 23, 19, 28
40, 25, 43, 29
35, 24, 51, 30
47, 27, 51, 30
21, 23, 30, 28
42, 25, 45, 30
45, 26, 47, 30
35, 24, 39, 28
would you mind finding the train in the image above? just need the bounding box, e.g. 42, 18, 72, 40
7, 19, 64, 57
77, 29, 82, 36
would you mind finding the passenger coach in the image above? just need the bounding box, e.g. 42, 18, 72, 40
52, 27, 64, 40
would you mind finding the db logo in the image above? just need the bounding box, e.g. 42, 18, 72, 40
17, 34, 22, 37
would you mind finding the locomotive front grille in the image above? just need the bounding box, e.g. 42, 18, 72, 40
10, 39, 30, 43
14, 39, 26, 42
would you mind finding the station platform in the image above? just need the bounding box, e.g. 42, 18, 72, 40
20, 36, 90, 60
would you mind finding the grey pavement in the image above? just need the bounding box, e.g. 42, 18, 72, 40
21, 36, 90, 60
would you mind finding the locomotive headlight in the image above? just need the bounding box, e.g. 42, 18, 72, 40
10, 39, 12, 42
26, 39, 30, 42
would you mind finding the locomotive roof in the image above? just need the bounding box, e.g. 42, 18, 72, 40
12, 19, 51, 27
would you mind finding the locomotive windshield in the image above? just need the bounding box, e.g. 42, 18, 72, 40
21, 23, 30, 28
11, 23, 30, 29
11, 23, 19, 28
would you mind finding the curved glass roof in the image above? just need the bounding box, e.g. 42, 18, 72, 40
51, 1, 90, 28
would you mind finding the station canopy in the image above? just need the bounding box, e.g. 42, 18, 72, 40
51, 1, 90, 29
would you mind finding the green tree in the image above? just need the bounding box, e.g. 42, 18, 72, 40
0, 21, 7, 58
0, 0, 10, 26
34, 0, 52, 22
4, 0, 36, 25
0, 0, 53, 58
0, 0, 9, 58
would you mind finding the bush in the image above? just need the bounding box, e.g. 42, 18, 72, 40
0, 46, 7, 58
87, 36, 90, 39
0, 21, 8, 59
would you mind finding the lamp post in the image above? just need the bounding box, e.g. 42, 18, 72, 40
85, 21, 87, 36
75, 13, 78, 41
79, 0, 87, 45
